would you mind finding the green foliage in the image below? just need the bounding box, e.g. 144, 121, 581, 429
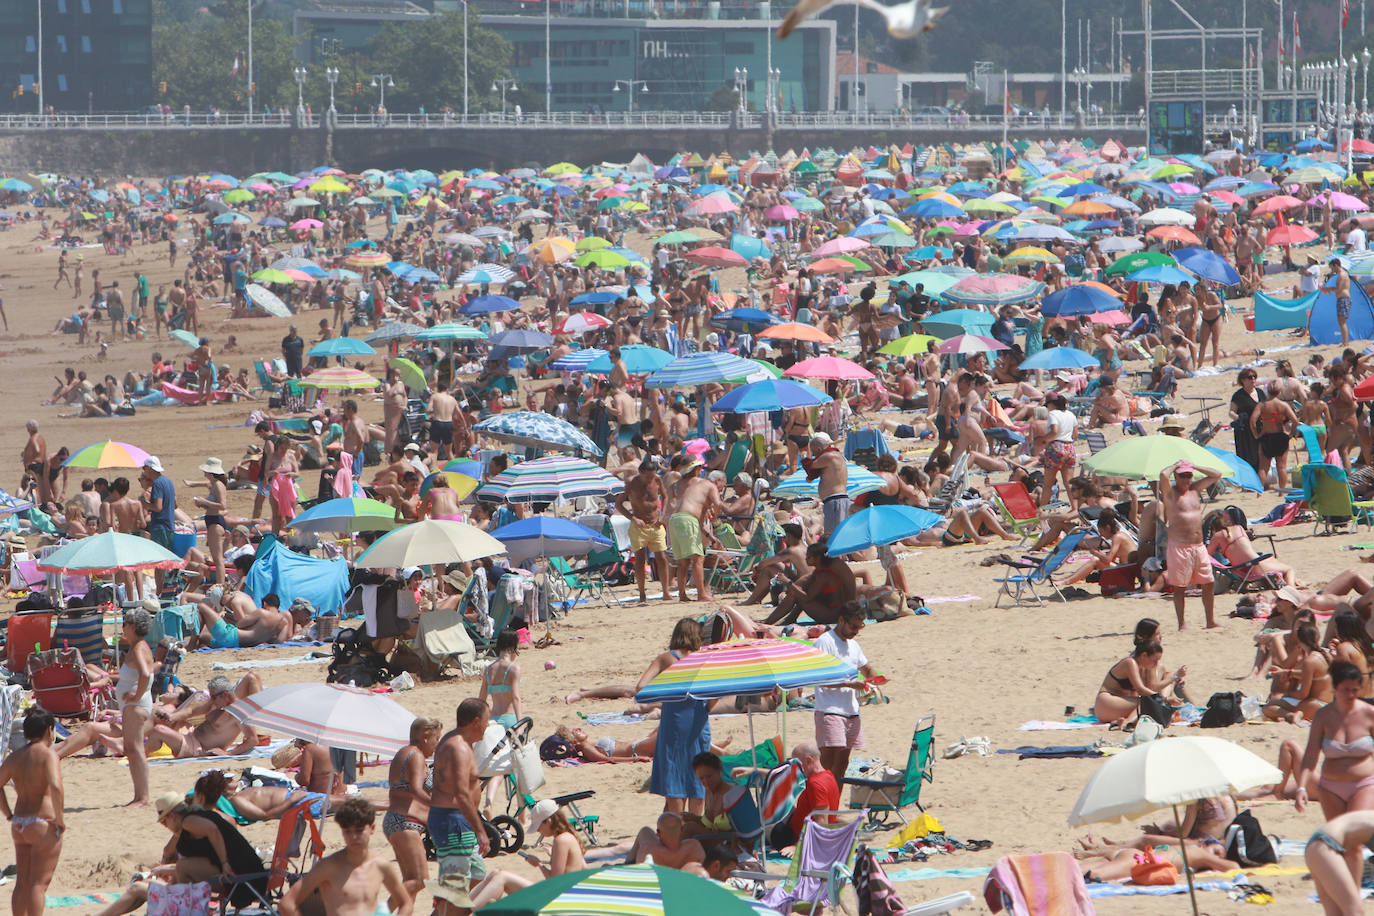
704, 84, 740, 112
152, 5, 299, 110
365, 9, 513, 113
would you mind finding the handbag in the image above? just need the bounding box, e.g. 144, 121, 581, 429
147, 882, 212, 916
1130, 848, 1178, 886
1137, 692, 1173, 727
512, 738, 546, 795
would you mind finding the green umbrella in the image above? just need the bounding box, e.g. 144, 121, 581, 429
1102, 251, 1177, 278
389, 356, 428, 392
879, 333, 941, 356
252, 268, 294, 285
574, 249, 633, 269
1083, 434, 1226, 481
575, 236, 614, 251
477, 864, 767, 916
222, 188, 254, 203
170, 329, 200, 348
655, 230, 704, 245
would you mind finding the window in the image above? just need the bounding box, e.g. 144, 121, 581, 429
81, 0, 91, 12
81, 36, 91, 53
113, 0, 123, 11
25, 35, 35, 53
57, 74, 68, 92
56, 35, 67, 53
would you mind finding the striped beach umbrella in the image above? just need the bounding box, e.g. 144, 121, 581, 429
473, 411, 603, 457
549, 348, 608, 372
0, 488, 34, 517
476, 456, 624, 503
365, 321, 426, 344
645, 351, 760, 388
299, 367, 380, 389
37, 531, 184, 575
478, 864, 770, 916
415, 322, 488, 342
225, 682, 414, 756
286, 497, 399, 534
64, 440, 150, 469
346, 250, 388, 267
772, 463, 884, 500
942, 272, 1046, 306
634, 638, 860, 703
456, 263, 515, 283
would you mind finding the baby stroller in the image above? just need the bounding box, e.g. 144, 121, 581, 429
474, 716, 546, 854
326, 626, 392, 688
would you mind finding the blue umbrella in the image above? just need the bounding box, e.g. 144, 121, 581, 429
491, 516, 613, 562
1127, 265, 1196, 285
709, 308, 782, 333
826, 505, 945, 555
646, 351, 761, 389
709, 379, 832, 413
730, 233, 772, 261
1204, 446, 1264, 493
1041, 285, 1123, 317
1058, 181, 1111, 197
902, 199, 966, 219
1019, 347, 1101, 371
472, 411, 603, 457
570, 290, 620, 307
459, 294, 522, 315
904, 245, 952, 260
550, 348, 608, 371
1172, 247, 1242, 286
584, 344, 673, 375
488, 329, 555, 351
260, 216, 287, 227
306, 337, 376, 358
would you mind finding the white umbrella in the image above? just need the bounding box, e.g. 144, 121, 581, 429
1069, 736, 1281, 916
1138, 207, 1197, 228
226, 682, 415, 755
354, 518, 507, 568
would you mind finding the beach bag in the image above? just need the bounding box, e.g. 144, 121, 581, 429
847, 766, 905, 809
1224, 811, 1278, 867
1138, 693, 1173, 727
1130, 847, 1177, 886
147, 881, 212, 916
539, 734, 577, 762
513, 739, 546, 795
475, 722, 514, 777
1201, 691, 1246, 728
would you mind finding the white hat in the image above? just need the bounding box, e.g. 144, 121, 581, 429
143, 456, 163, 473
199, 457, 225, 476
403, 441, 421, 453
527, 798, 560, 833
811, 431, 833, 446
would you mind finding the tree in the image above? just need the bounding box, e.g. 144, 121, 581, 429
365, 9, 513, 113
152, 5, 299, 111
704, 84, 740, 112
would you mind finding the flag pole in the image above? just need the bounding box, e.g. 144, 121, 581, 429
1002, 69, 1010, 175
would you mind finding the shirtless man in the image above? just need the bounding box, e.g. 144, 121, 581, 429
376, 471, 421, 521
341, 399, 370, 479
1322, 256, 1354, 347
1235, 224, 1262, 292
428, 698, 491, 916
0, 711, 64, 916
21, 420, 48, 508
803, 433, 849, 535
607, 346, 630, 390
189, 590, 310, 649
1194, 280, 1223, 367
667, 459, 722, 603
606, 383, 639, 460
762, 542, 858, 626
744, 523, 808, 605
295, 739, 337, 794
1159, 460, 1225, 630
931, 372, 963, 462
142, 680, 259, 758
153, 673, 261, 729
620, 458, 671, 604
382, 369, 408, 455
627, 812, 707, 875
428, 384, 459, 461
280, 799, 411, 916
167, 279, 186, 331
105, 281, 126, 342
1087, 380, 1131, 429
720, 474, 755, 530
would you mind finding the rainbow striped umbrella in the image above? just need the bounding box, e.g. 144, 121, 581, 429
479, 864, 770, 916
347, 250, 389, 267
476, 456, 624, 503
299, 367, 380, 389
942, 272, 1046, 306
286, 497, 399, 534
419, 468, 481, 500
772, 463, 884, 500
438, 459, 484, 495
0, 488, 34, 517
37, 531, 184, 575
64, 440, 150, 469
635, 638, 859, 703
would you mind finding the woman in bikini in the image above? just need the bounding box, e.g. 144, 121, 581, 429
185, 457, 229, 585
1302, 382, 1332, 455
469, 800, 588, 908
420, 474, 464, 521
480, 630, 523, 730
1055, 510, 1136, 587
0, 711, 64, 916
1193, 280, 1224, 367
554, 724, 732, 763
1327, 364, 1359, 470
1327, 612, 1374, 700
1264, 621, 1334, 723
1295, 662, 1374, 819
1092, 639, 1186, 727
384, 716, 443, 904
1251, 384, 1299, 490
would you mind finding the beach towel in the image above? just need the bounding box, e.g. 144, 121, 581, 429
996, 745, 1104, 759
211, 653, 330, 671
887, 866, 992, 882
984, 852, 1096, 916
853, 846, 906, 916
577, 712, 650, 727
1017, 716, 1102, 731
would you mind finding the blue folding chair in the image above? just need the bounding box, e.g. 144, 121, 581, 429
993, 530, 1088, 607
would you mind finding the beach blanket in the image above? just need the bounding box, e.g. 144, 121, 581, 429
1018, 715, 1102, 731
923, 594, 982, 605
46, 893, 121, 908
578, 712, 649, 726
996, 745, 1103, 759
887, 866, 991, 882
194, 639, 324, 654
984, 852, 1095, 916
211, 653, 330, 670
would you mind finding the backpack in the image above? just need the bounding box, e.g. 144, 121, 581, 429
1223, 811, 1278, 867
1201, 691, 1246, 728
539, 734, 578, 762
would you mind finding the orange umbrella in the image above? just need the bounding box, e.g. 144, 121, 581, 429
759, 322, 836, 343
808, 257, 868, 274
1062, 199, 1116, 217
1078, 280, 1123, 297
1267, 224, 1318, 246
1147, 226, 1202, 246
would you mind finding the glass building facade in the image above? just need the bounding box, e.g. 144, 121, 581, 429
0, 0, 153, 113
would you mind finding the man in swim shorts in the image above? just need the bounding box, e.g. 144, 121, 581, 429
803, 433, 850, 533
667, 458, 721, 603
428, 698, 491, 915
143, 680, 258, 759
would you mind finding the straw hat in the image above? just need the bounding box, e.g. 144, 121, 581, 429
154, 792, 184, 820
270, 743, 303, 770
426, 876, 474, 910
1160, 417, 1185, 432
199, 457, 225, 476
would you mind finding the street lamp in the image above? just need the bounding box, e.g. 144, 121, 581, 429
612, 79, 649, 115
460, 0, 469, 119
1073, 66, 1084, 111
325, 66, 339, 115
293, 66, 307, 123
1362, 47, 1371, 114
734, 67, 749, 115
370, 74, 394, 115
492, 78, 518, 115
765, 67, 781, 114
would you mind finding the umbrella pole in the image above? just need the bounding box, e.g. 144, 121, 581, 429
1173, 802, 1201, 916
747, 708, 768, 866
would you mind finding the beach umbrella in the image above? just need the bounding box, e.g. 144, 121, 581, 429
0, 488, 33, 517
646, 352, 760, 388
244, 284, 290, 318
365, 321, 426, 344
490, 517, 613, 562
526, 237, 577, 263
826, 505, 944, 555
1041, 284, 1122, 317
773, 464, 884, 500
479, 864, 768, 916
942, 273, 1045, 306
169, 329, 201, 348
226, 682, 415, 756
355, 518, 506, 568
476, 456, 625, 502
812, 236, 871, 257
573, 249, 634, 269
685, 246, 749, 268
299, 367, 380, 389
1019, 347, 1100, 371
1267, 224, 1319, 246
64, 440, 150, 469
554, 312, 613, 336
388, 357, 428, 393
758, 323, 835, 344
347, 250, 389, 267
1146, 225, 1203, 246
935, 334, 1007, 354
1126, 265, 1196, 285
459, 294, 521, 316
550, 348, 608, 372
1102, 251, 1176, 277
709, 308, 781, 333
636, 638, 859, 704
1003, 246, 1060, 266
489, 329, 555, 352
1202, 447, 1264, 493
473, 411, 603, 456
1138, 207, 1196, 227
710, 379, 832, 413
1172, 247, 1242, 285
1083, 434, 1225, 481
37, 531, 184, 575
878, 333, 940, 356
1098, 237, 1145, 253
1069, 736, 1282, 916
286, 497, 399, 534
782, 356, 874, 381
416, 323, 487, 342
307, 337, 376, 359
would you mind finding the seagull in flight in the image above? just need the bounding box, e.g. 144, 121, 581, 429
778, 0, 948, 40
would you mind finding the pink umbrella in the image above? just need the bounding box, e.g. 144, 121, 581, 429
282, 268, 316, 283
555, 311, 613, 335
765, 204, 800, 221
1087, 310, 1130, 326
249, 182, 276, 193
1207, 190, 1244, 207
687, 195, 739, 215
291, 218, 323, 230
1252, 194, 1306, 215
782, 356, 874, 381
1167, 182, 1201, 194
1267, 224, 1318, 246
1313, 190, 1369, 211
936, 334, 1008, 354
685, 246, 748, 268
811, 236, 871, 257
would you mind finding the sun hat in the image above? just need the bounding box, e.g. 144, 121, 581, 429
527, 798, 560, 833
154, 792, 184, 820
1276, 585, 1309, 607
1174, 461, 1195, 475
198, 457, 225, 476
1160, 417, 1185, 431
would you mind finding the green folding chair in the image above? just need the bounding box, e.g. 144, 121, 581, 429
840, 714, 935, 829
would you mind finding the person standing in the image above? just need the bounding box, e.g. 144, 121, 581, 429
117, 608, 154, 808
141, 456, 176, 589
281, 325, 305, 378
279, 798, 412, 916
620, 458, 671, 604
0, 710, 64, 916
382, 368, 408, 455
813, 604, 875, 786
20, 420, 47, 507
638, 619, 711, 815
1159, 461, 1225, 630
1230, 369, 1265, 474
428, 698, 491, 915
1321, 256, 1354, 347
803, 433, 849, 533
667, 459, 721, 603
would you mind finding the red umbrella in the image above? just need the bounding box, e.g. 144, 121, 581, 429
1344, 138, 1374, 154
1266, 224, 1318, 246
685, 246, 748, 268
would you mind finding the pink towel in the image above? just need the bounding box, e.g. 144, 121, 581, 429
333, 462, 353, 500
983, 852, 1096, 916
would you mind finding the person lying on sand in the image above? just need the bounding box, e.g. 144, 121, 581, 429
193, 770, 352, 822
183, 589, 312, 650
553, 725, 731, 763
140, 679, 259, 759
1073, 795, 1237, 859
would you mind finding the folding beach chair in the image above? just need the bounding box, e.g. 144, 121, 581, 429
1297, 424, 1325, 464
993, 530, 1088, 607
1080, 429, 1109, 455
216, 798, 325, 914
1302, 462, 1374, 535
749, 810, 868, 916
26, 647, 111, 721
842, 713, 935, 829
927, 452, 970, 511
991, 481, 1040, 543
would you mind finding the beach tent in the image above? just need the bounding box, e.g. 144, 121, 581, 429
243, 534, 349, 615
1309, 283, 1374, 345
1252, 290, 1316, 332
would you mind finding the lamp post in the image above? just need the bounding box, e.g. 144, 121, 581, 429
1362, 47, 1370, 114
492, 78, 518, 115
370, 73, 393, 120
36, 0, 43, 116
612, 79, 648, 115
247, 0, 253, 117
293, 66, 307, 124
1073, 66, 1084, 111
325, 66, 339, 116
461, 0, 469, 118
766, 67, 781, 114
734, 66, 749, 115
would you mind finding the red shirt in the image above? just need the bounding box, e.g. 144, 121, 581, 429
789, 768, 839, 835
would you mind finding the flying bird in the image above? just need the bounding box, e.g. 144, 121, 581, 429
777, 0, 948, 39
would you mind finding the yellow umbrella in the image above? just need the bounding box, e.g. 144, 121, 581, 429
309, 177, 351, 194
1003, 246, 1061, 266
527, 237, 577, 263
1062, 199, 1117, 217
